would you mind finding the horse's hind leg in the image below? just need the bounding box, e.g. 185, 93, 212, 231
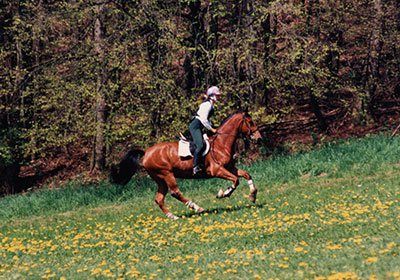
150, 173, 179, 220
164, 173, 205, 214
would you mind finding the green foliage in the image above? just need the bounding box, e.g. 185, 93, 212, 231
0, 128, 23, 166
0, 0, 399, 172
0, 144, 12, 167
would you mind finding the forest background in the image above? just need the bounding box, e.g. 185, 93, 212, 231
0, 0, 399, 194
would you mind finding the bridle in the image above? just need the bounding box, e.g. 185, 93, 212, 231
238, 114, 259, 137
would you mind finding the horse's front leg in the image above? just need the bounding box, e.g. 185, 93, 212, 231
216, 167, 257, 203
213, 166, 240, 199
236, 169, 257, 203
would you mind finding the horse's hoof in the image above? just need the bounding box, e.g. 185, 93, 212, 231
166, 212, 179, 220
196, 207, 205, 214
248, 191, 257, 203
216, 189, 224, 199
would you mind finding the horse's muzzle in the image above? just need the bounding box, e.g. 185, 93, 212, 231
251, 130, 262, 141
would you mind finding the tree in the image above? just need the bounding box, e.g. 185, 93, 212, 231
92, 3, 107, 172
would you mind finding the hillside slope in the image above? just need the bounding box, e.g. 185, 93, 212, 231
0, 135, 399, 279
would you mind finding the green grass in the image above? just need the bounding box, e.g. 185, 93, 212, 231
0, 134, 399, 279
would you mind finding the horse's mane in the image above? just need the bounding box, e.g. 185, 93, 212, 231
218, 111, 246, 127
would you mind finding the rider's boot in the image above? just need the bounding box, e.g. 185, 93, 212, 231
193, 165, 202, 175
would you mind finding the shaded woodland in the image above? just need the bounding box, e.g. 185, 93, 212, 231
1, 0, 399, 194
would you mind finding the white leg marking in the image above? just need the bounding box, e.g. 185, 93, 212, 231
223, 185, 236, 197
166, 212, 179, 220
248, 179, 256, 193
217, 185, 236, 198
186, 201, 202, 213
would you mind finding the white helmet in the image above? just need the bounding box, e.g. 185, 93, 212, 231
206, 86, 221, 101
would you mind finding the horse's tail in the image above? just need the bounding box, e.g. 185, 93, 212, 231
110, 149, 145, 185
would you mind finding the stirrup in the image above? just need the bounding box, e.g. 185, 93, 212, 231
193, 165, 202, 175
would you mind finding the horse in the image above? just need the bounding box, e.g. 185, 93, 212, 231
111, 111, 262, 220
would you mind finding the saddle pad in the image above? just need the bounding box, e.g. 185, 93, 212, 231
178, 135, 210, 158
178, 140, 192, 157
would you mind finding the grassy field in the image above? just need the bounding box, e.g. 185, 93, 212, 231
0, 134, 399, 279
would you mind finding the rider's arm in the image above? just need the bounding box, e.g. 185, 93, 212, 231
196, 102, 213, 130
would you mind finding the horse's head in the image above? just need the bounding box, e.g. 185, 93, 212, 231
239, 112, 262, 141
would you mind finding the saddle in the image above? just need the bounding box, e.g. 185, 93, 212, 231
178, 133, 210, 158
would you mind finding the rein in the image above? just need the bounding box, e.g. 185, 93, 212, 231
208, 114, 254, 166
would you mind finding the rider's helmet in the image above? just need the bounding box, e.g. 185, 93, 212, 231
206, 86, 221, 101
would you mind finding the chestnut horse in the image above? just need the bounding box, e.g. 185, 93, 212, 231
111, 111, 262, 220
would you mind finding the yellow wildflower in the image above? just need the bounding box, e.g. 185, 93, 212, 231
365, 257, 378, 264
225, 248, 238, 255
149, 255, 161, 261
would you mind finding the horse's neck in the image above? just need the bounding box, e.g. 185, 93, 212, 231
215, 116, 241, 152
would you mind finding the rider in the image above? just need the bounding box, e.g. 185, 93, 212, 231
189, 86, 221, 175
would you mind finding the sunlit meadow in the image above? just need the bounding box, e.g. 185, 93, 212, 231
0, 134, 399, 279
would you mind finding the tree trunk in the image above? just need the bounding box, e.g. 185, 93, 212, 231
309, 90, 328, 132
262, 5, 277, 107
31, 0, 43, 161
14, 1, 23, 125
370, 0, 383, 80
305, 0, 328, 133
243, 0, 257, 103
367, 0, 384, 121
208, 0, 219, 85
91, 4, 107, 172
0, 163, 20, 195
188, 0, 206, 88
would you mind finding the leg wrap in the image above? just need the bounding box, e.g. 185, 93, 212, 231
166, 212, 179, 220
217, 185, 236, 199
185, 201, 201, 212
248, 179, 256, 193
223, 185, 236, 197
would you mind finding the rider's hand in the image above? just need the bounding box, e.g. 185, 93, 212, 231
211, 128, 218, 134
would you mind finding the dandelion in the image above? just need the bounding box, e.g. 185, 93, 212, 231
326, 243, 343, 250
326, 271, 359, 279
278, 263, 289, 268
91, 268, 102, 276
299, 241, 308, 246
294, 246, 305, 252
149, 255, 161, 261
172, 256, 183, 263
225, 248, 238, 255
386, 272, 400, 278
102, 269, 113, 277
365, 257, 378, 264
126, 267, 140, 277
298, 262, 308, 267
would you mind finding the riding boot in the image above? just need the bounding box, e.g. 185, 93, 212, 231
190, 118, 205, 175
193, 152, 203, 175
193, 165, 202, 175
